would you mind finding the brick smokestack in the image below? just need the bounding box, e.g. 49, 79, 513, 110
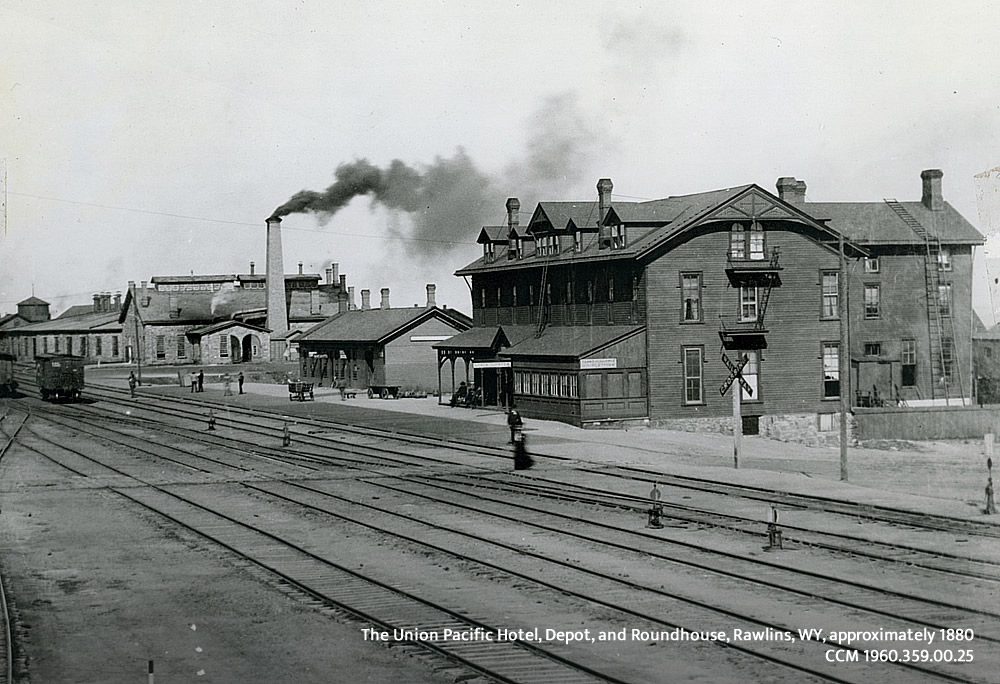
597, 178, 613, 249
348, 286, 355, 310
325, 266, 333, 285
361, 289, 371, 310
506, 197, 519, 260
337, 290, 348, 314
380, 288, 390, 310
426, 283, 436, 307
250, 261, 255, 275
266, 217, 289, 335
776, 177, 807, 205
921, 169, 944, 211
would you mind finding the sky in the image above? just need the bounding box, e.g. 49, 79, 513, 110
2, 1, 1000, 322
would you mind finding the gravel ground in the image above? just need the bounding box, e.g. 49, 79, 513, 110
0, 439, 457, 684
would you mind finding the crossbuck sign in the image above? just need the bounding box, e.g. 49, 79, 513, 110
720, 352, 753, 397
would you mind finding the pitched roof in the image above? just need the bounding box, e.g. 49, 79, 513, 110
18, 296, 49, 306
11, 311, 121, 333
805, 201, 982, 245
119, 286, 339, 326
500, 325, 644, 358
57, 305, 100, 319
432, 324, 536, 351
188, 320, 270, 336
297, 306, 472, 345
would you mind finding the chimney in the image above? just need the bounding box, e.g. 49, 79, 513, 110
325, 266, 333, 285
339, 274, 347, 292
426, 283, 436, 307
380, 288, 390, 310
332, 263, 340, 283
337, 290, 348, 314
93, 294, 101, 312
348, 286, 356, 310
776, 177, 807, 205
506, 197, 519, 259
140, 281, 149, 307
103, 292, 112, 312
250, 261, 255, 275
265, 216, 289, 335
921, 169, 944, 211
597, 178, 613, 249
298, 261, 303, 275
361, 289, 371, 310
114, 291, 122, 311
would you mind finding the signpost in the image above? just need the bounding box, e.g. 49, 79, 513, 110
720, 352, 751, 469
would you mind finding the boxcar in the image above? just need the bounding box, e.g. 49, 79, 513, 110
0, 353, 17, 395
35, 354, 85, 401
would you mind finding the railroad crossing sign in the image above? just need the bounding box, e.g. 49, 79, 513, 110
720, 352, 753, 397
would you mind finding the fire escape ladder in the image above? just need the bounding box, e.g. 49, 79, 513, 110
754, 248, 781, 331
535, 257, 551, 338
884, 199, 960, 401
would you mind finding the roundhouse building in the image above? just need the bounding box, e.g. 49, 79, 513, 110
452, 171, 982, 443
1, 294, 124, 364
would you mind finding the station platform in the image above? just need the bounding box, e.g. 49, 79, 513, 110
95, 373, 998, 523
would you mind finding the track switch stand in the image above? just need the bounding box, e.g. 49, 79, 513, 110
207, 410, 216, 431
766, 505, 783, 550
282, 423, 291, 447
646, 484, 664, 529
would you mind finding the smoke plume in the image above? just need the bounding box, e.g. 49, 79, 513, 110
270, 93, 613, 258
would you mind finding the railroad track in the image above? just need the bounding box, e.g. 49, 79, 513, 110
0, 408, 28, 684
12, 408, 998, 683
24, 382, 1000, 583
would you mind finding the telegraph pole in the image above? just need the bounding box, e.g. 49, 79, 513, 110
839, 233, 849, 481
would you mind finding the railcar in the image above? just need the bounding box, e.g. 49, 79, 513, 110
35, 354, 85, 401
0, 353, 17, 395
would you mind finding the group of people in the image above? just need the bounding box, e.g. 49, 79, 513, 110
448, 381, 482, 408
188, 369, 206, 393
184, 370, 245, 395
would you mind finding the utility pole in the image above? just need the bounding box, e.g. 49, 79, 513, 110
131, 286, 143, 385
839, 234, 849, 481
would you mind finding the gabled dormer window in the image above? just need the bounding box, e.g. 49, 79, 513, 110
536, 234, 560, 257
515, 239, 524, 259
484, 242, 495, 263
729, 221, 765, 260
611, 224, 627, 249
574, 231, 583, 252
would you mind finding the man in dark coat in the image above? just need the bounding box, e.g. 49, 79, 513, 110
197, 369, 204, 393
507, 407, 523, 443
238, 371, 245, 394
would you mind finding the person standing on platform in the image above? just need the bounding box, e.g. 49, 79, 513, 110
507, 407, 523, 444
197, 369, 204, 393
189, 371, 197, 393
128, 372, 137, 398
238, 371, 245, 395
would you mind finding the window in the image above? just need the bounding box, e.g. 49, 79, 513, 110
938, 247, 952, 272
864, 342, 882, 356
219, 334, 229, 358
821, 272, 839, 318
739, 287, 758, 322
566, 281, 573, 306
681, 273, 702, 322
484, 242, 495, 263
55, 336, 60, 353
608, 276, 615, 303
480, 288, 486, 309
611, 224, 627, 249
95, 337, 102, 356
43, 336, 49, 353
66, 336, 73, 354
864, 257, 880, 273
112, 336, 119, 357
938, 283, 952, 317
683, 347, 703, 404
864, 284, 880, 319
749, 222, 764, 260
730, 221, 765, 260
741, 351, 759, 401
512, 285, 518, 307
574, 231, 583, 252
901, 339, 916, 387
177, 335, 187, 358
823, 343, 840, 399
155, 335, 166, 360
942, 337, 954, 378
729, 223, 745, 259
80, 337, 88, 356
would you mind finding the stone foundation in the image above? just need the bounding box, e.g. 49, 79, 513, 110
654, 412, 855, 447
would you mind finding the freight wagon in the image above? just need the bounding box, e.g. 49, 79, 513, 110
35, 354, 85, 401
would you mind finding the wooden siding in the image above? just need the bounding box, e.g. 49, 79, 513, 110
646, 224, 842, 421
383, 317, 465, 391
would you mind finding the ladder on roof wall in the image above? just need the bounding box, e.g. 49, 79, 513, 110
884, 199, 965, 402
